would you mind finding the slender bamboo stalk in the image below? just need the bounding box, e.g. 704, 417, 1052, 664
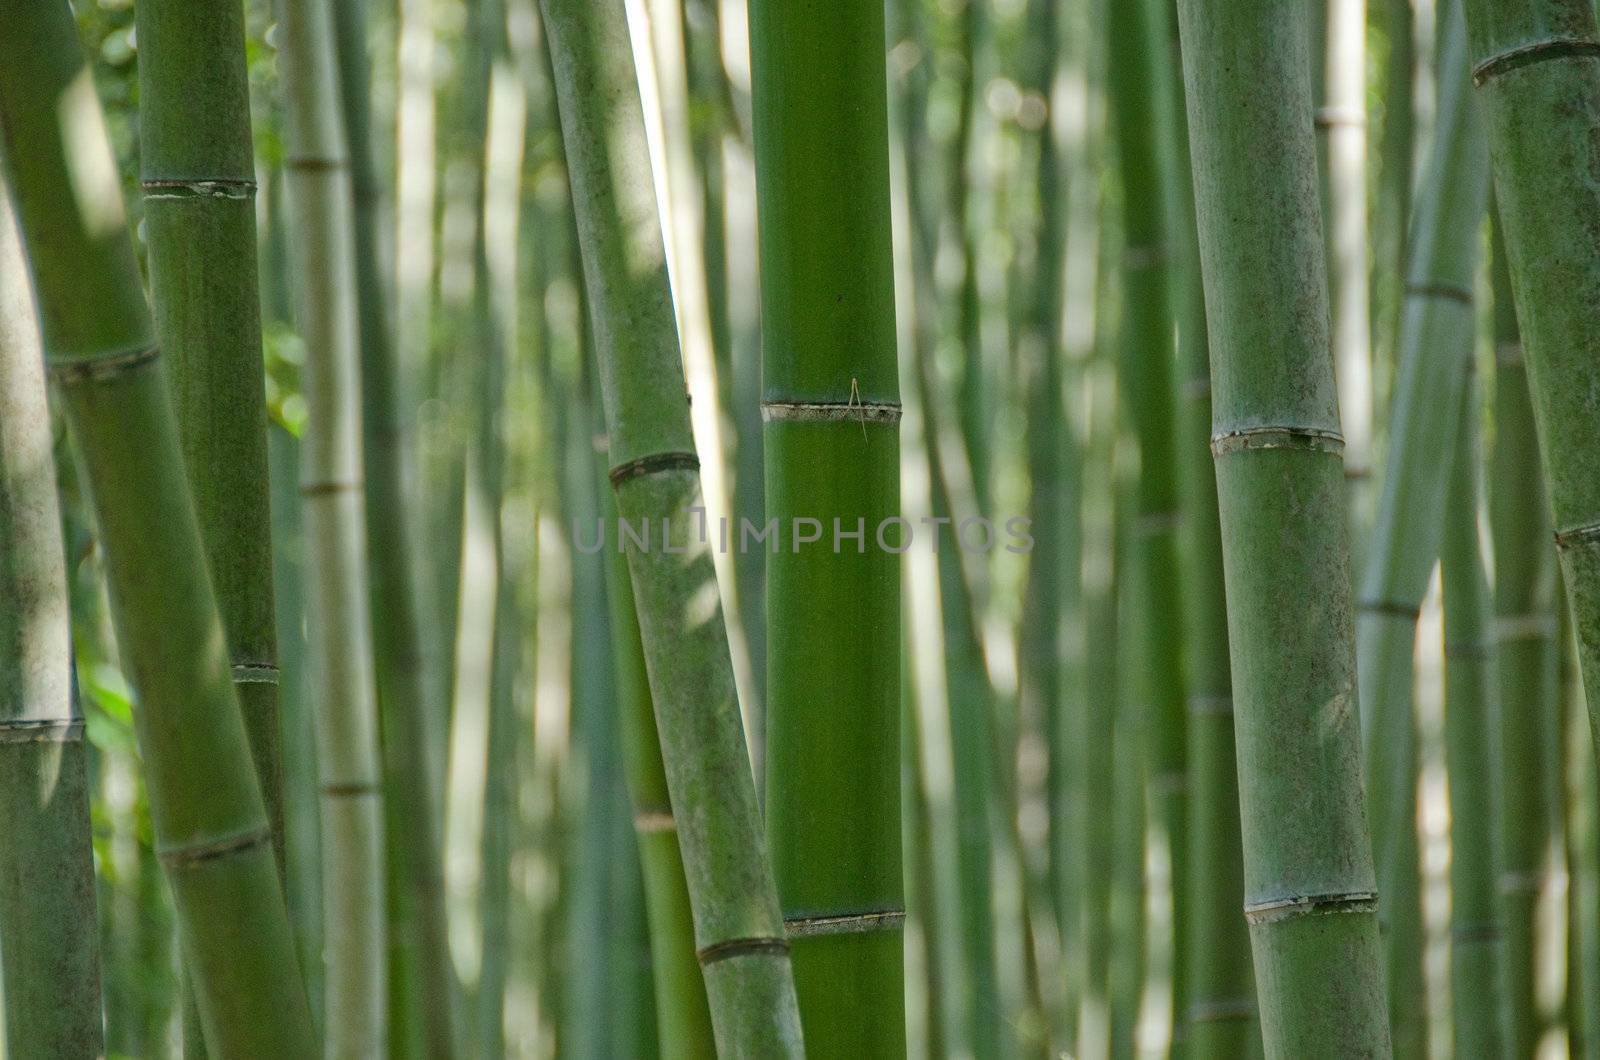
0, 3, 316, 1052
1440, 364, 1504, 1056
0, 175, 104, 1060
1355, 5, 1488, 1053
1487, 212, 1560, 1059
539, 0, 803, 1051
278, 0, 389, 1047
329, 3, 460, 1053
1463, 0, 1600, 805
1175, 0, 1390, 1052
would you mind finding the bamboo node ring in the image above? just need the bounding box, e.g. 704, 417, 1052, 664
0, 718, 85, 744
1358, 598, 1423, 620
1243, 890, 1377, 925
1554, 520, 1600, 550
783, 908, 906, 939
695, 935, 791, 966
1404, 281, 1473, 305
50, 343, 161, 384
607, 450, 700, 486
141, 178, 256, 200
158, 824, 271, 868
1472, 36, 1600, 86
761, 399, 902, 425
231, 662, 280, 685
1209, 426, 1344, 457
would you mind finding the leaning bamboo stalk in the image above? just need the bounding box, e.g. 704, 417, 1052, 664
1355, 5, 1488, 1053
1463, 0, 1600, 791
1440, 364, 1504, 1056
0, 3, 316, 1053
1174, 0, 1390, 1052
538, 0, 803, 1051
0, 177, 104, 1060
748, 0, 905, 1050
329, 2, 459, 1053
278, 0, 389, 1048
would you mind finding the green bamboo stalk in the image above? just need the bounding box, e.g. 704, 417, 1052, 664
1373, 0, 1415, 374
1107, 0, 1188, 1043
539, 0, 803, 1051
1569, 634, 1600, 1060
328, 2, 460, 1053
1487, 212, 1560, 1059
748, 0, 904, 1052
1174, 0, 1390, 1052
1355, 5, 1488, 1054
0, 2, 317, 1053
278, 0, 389, 1046
1164, 1, 1258, 1050
1440, 366, 1504, 1056
1109, 518, 1147, 1060
0, 176, 104, 1060
1463, 0, 1600, 818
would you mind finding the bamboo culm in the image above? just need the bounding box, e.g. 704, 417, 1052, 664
1175, 0, 1391, 1051
538, 0, 804, 1051
0, 2, 317, 1053
0, 174, 105, 1060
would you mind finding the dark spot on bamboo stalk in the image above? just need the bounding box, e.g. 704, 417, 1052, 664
284, 155, 348, 172
1209, 426, 1344, 457
1554, 520, 1600, 550
0, 718, 84, 744
140, 178, 256, 201
158, 825, 271, 868
1313, 106, 1366, 129
783, 909, 906, 938
607, 450, 700, 486
1472, 36, 1600, 86
1359, 598, 1423, 620
48, 343, 160, 384
320, 781, 382, 797
1243, 890, 1378, 925
1404, 281, 1473, 305
300, 479, 364, 497
695, 936, 791, 965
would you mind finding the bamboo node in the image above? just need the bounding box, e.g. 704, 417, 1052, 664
761, 399, 902, 425
49, 343, 161, 384
1404, 281, 1473, 306
632, 809, 676, 834
1243, 890, 1377, 925
1187, 998, 1256, 1024
284, 155, 348, 172
1497, 869, 1545, 896
158, 824, 271, 868
1472, 36, 1600, 86
231, 662, 280, 685
608, 450, 700, 486
1313, 106, 1365, 129
1554, 520, 1600, 551
1495, 613, 1557, 641
140, 178, 256, 201
1358, 598, 1422, 621
1187, 694, 1234, 717
695, 935, 790, 966
1451, 922, 1502, 944
783, 908, 906, 939
0, 718, 84, 744
1209, 426, 1344, 458
299, 479, 364, 497
319, 781, 382, 798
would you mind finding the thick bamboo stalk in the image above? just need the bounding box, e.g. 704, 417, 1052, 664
1174, 0, 1390, 1052
1440, 367, 1504, 1056
0, 178, 104, 1060
1355, 5, 1489, 1053
538, 0, 803, 1051
278, 0, 389, 1048
0, 3, 317, 1053
328, 3, 460, 1054
1487, 213, 1560, 1059
748, 0, 905, 1052
1463, 0, 1600, 816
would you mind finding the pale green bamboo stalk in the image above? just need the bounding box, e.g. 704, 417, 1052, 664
0, 2, 316, 1052
278, 0, 389, 1047
0, 175, 104, 1060
1440, 367, 1504, 1056
1175, 0, 1390, 1051
539, 0, 803, 1050
1355, 5, 1488, 1054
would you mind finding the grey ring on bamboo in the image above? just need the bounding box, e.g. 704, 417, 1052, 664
1209, 426, 1344, 458
1452, 923, 1502, 944
1187, 998, 1256, 1024
1554, 520, 1600, 551
1495, 341, 1524, 367
1359, 598, 1422, 620
632, 809, 676, 834
783, 908, 905, 939
141, 178, 256, 201
231, 662, 280, 685
607, 450, 700, 486
1405, 281, 1473, 305
158, 824, 271, 868
1187, 694, 1234, 717
300, 479, 364, 497
285, 155, 348, 171
760, 400, 902, 424
0, 718, 85, 744
320, 781, 382, 797
1497, 870, 1543, 896
1243, 890, 1378, 925
1472, 36, 1600, 86
1313, 105, 1365, 129
50, 343, 161, 384
1495, 613, 1557, 641
695, 935, 790, 966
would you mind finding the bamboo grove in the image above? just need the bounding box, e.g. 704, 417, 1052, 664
6, 0, 1600, 1055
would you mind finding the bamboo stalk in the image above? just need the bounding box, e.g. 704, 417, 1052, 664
278, 0, 389, 1047
0, 175, 104, 1060
538, 0, 803, 1050
748, 0, 905, 1052
328, 2, 460, 1053
1440, 363, 1504, 1056
0, 3, 317, 1052
1355, 5, 1489, 1053
1174, 0, 1390, 1051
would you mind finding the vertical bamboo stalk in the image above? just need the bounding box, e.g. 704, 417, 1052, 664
0, 177, 104, 1060
0, 3, 317, 1053
278, 0, 389, 1047
1175, 0, 1390, 1052
538, 0, 804, 1051
1440, 365, 1503, 1056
